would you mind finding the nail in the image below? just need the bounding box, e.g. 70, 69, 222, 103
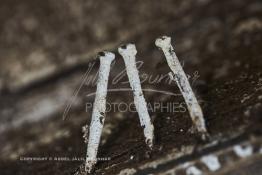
156, 36, 207, 138
118, 44, 154, 148
85, 51, 115, 173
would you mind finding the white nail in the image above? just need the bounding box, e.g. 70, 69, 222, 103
155, 36, 207, 137
85, 52, 115, 173
118, 44, 154, 148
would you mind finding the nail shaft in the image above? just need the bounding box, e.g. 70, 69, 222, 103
118, 44, 154, 148
155, 36, 207, 136
85, 52, 115, 173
